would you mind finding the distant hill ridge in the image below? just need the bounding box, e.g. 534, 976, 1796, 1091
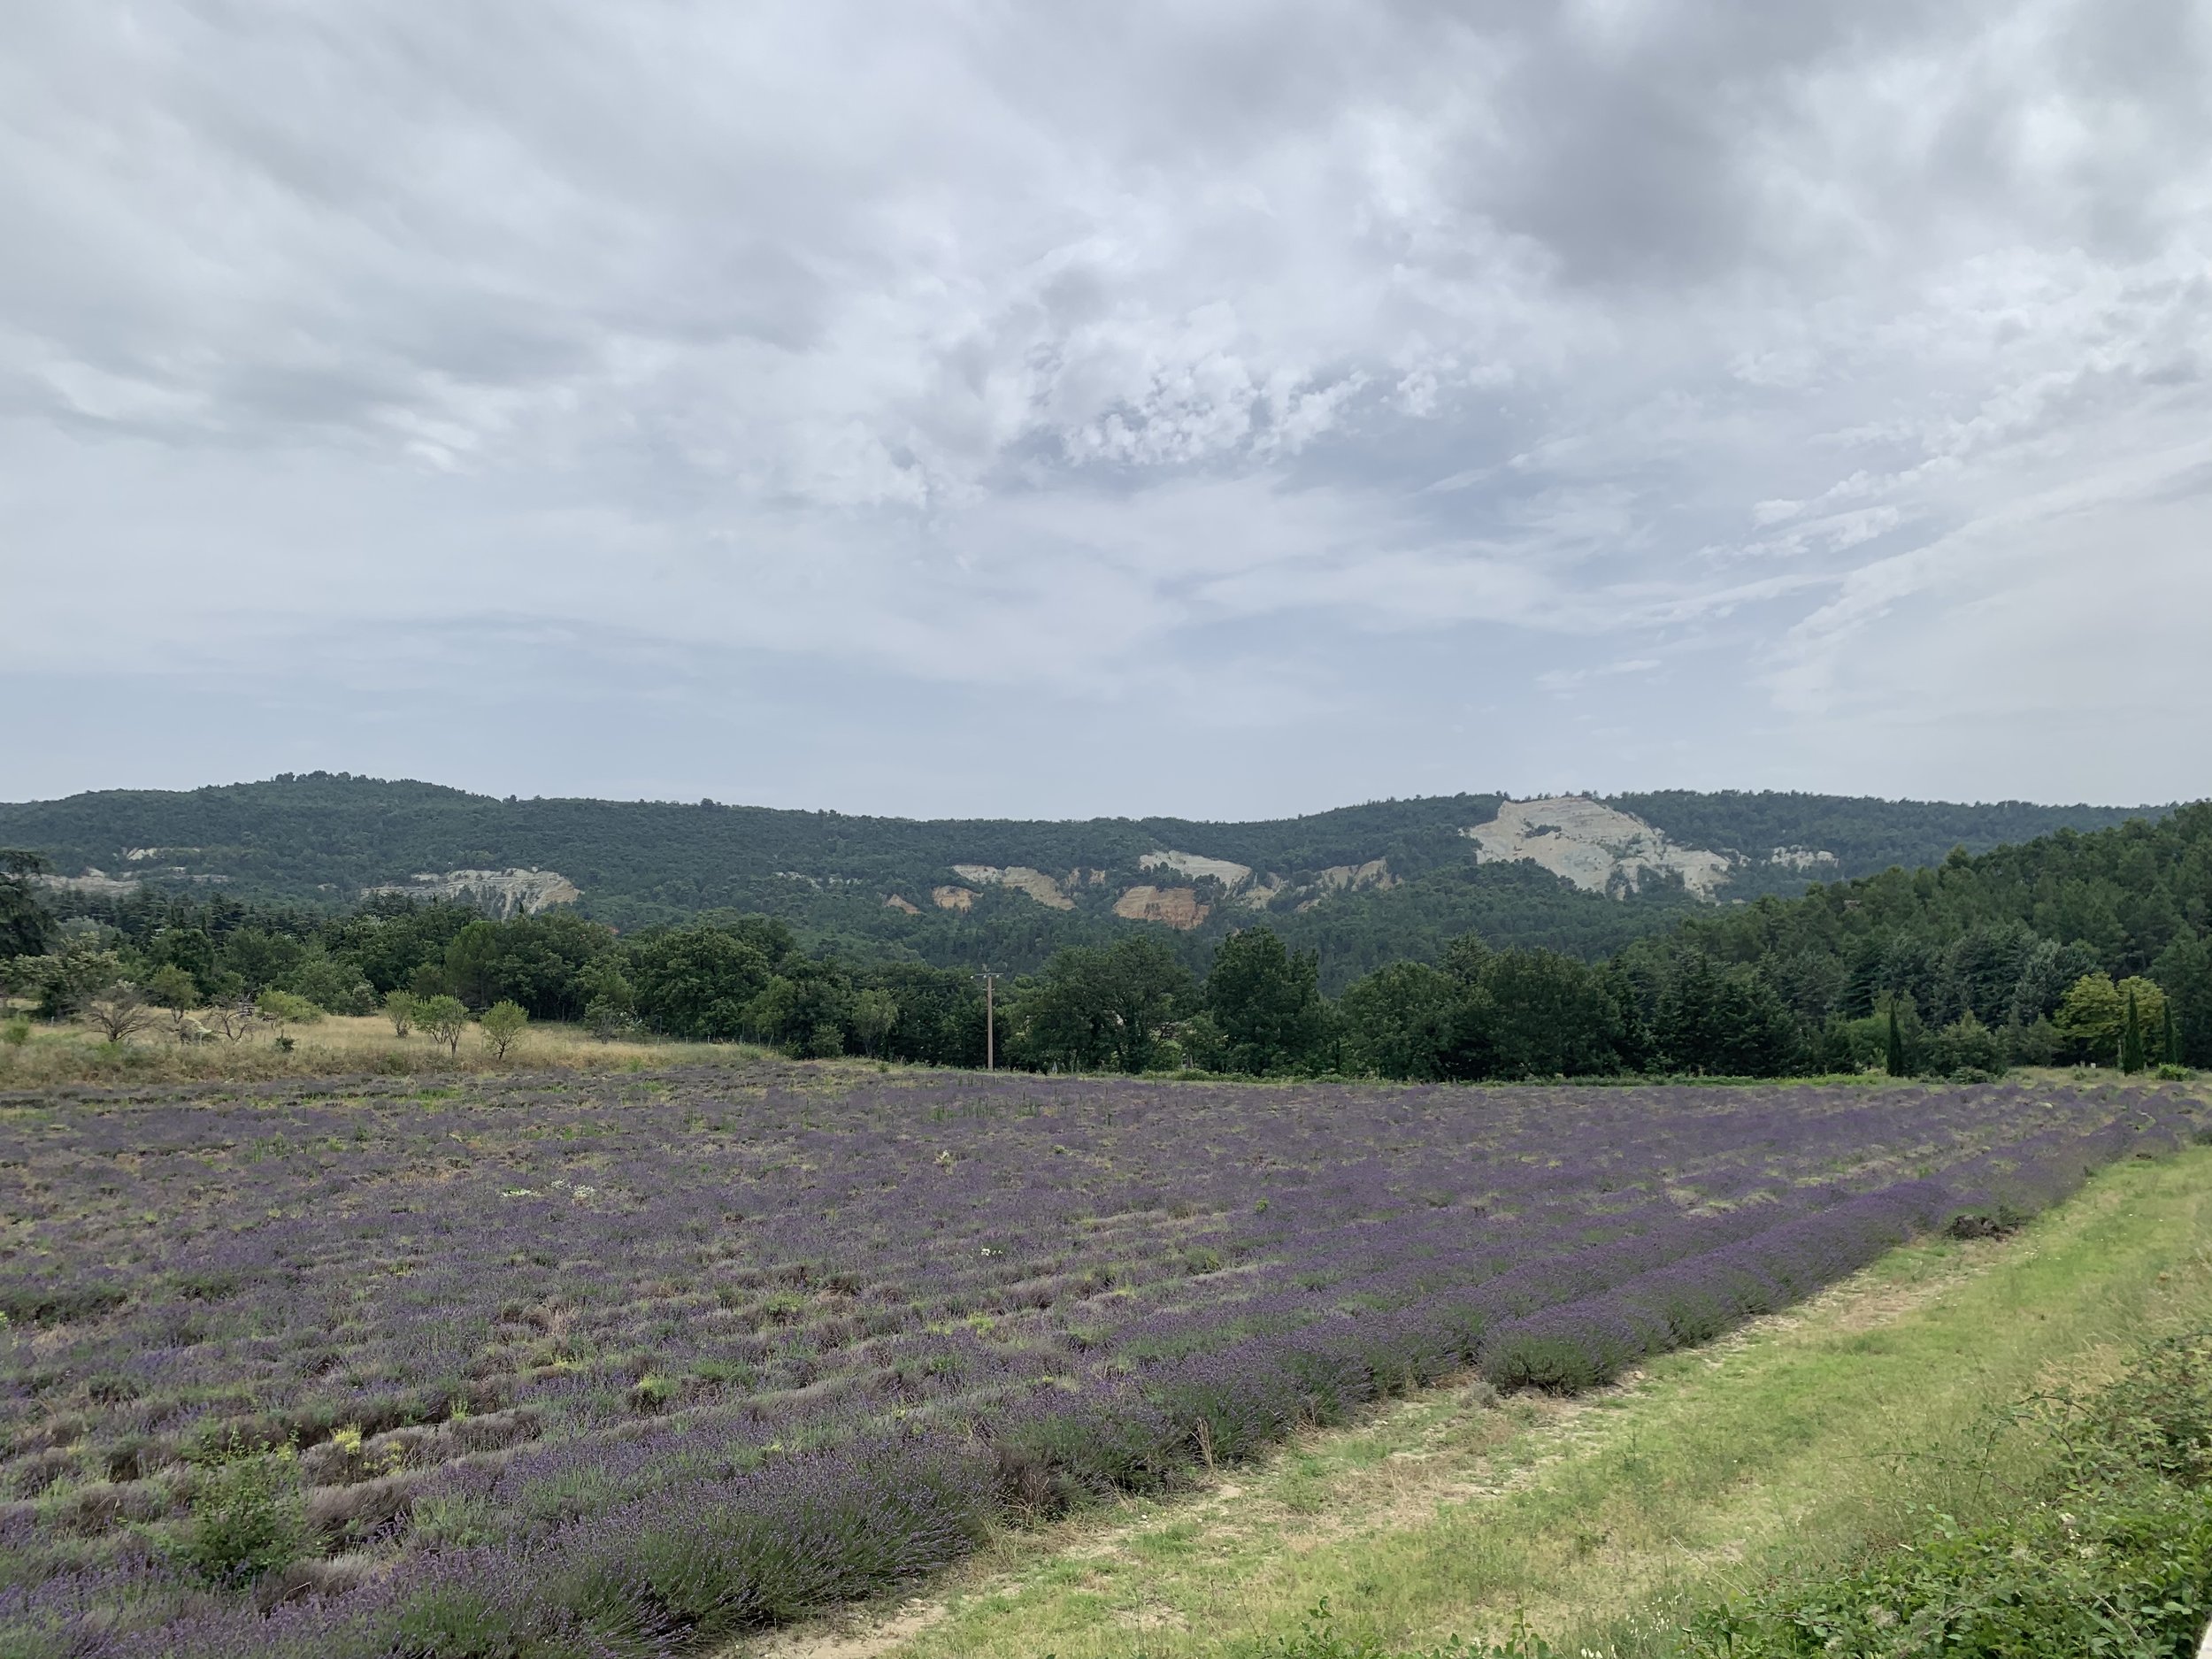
0, 775, 2170, 985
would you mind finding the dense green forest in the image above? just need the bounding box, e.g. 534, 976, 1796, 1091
0, 774, 2162, 987
1608, 789, 2163, 875
5, 795, 2205, 1083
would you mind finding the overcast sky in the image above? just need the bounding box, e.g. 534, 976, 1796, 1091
4, 3, 2208, 818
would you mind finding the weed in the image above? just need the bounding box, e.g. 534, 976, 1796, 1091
1685, 1336, 2212, 1657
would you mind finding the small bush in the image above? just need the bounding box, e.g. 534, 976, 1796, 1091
0, 1279, 128, 1325
177, 1440, 307, 1586
256, 990, 321, 1031
585, 997, 638, 1041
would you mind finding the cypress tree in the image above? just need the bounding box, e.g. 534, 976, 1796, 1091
1885, 1002, 1905, 1077
2120, 987, 2144, 1074
2164, 999, 2182, 1067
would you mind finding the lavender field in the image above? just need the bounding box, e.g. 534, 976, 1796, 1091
1, 1065, 2200, 1657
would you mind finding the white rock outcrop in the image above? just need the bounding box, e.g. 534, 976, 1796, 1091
1139, 849, 1255, 891
361, 868, 581, 918
33, 868, 142, 898
1464, 798, 1736, 899
1767, 846, 1841, 872
948, 864, 1077, 910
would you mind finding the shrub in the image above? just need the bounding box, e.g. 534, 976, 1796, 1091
177, 1440, 307, 1586
990, 1391, 1179, 1509
256, 990, 321, 1033
534, 1440, 994, 1643
0, 1279, 128, 1325
1684, 1337, 2212, 1658
584, 997, 637, 1041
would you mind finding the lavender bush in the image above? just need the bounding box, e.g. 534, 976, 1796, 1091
0, 1062, 2197, 1656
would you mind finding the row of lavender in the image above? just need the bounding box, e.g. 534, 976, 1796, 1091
1, 1069, 2199, 1656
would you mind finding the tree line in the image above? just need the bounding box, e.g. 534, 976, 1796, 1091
5, 798, 2209, 1080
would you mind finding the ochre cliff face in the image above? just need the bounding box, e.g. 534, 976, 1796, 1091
1111, 884, 1210, 929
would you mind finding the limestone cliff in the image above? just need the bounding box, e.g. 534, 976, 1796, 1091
361, 868, 580, 918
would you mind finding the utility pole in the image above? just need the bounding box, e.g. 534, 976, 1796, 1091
977, 968, 998, 1071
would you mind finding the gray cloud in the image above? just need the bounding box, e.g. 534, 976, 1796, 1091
3, 0, 2208, 811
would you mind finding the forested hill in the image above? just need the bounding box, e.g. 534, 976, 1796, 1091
1608, 791, 2162, 876
0, 774, 2165, 985
1613, 800, 2212, 1068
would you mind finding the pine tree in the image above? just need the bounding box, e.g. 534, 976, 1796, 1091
1885, 1002, 1905, 1078
2119, 987, 2144, 1074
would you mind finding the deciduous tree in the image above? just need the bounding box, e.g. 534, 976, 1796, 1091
628, 926, 772, 1041
255, 991, 319, 1039
144, 964, 199, 1011
82, 983, 155, 1046
1016, 936, 1194, 1073
1339, 960, 1455, 1080
479, 1000, 528, 1060
418, 995, 470, 1057
851, 989, 897, 1059
2055, 973, 2169, 1064
203, 998, 260, 1044
1204, 927, 1321, 1076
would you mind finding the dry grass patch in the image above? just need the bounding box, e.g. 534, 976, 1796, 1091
0, 1005, 774, 1087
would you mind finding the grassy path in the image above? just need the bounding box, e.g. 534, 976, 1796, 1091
746, 1139, 2212, 1659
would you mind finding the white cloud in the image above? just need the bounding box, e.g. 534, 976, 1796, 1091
3, 1, 2209, 810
